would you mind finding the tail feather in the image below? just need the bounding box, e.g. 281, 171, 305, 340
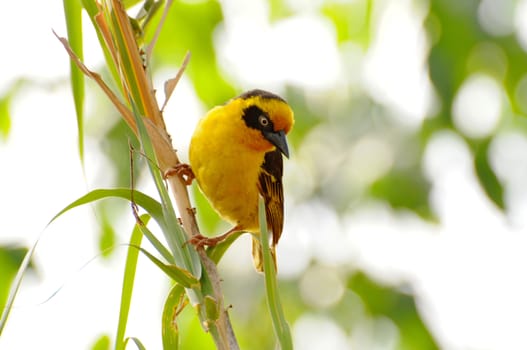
251, 237, 276, 272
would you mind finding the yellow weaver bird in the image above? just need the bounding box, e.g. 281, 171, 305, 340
178, 89, 294, 272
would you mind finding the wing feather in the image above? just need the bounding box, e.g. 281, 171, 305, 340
257, 149, 284, 247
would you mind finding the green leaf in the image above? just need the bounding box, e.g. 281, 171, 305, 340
124, 337, 147, 350
99, 211, 117, 258
348, 272, 439, 350
426, 0, 488, 129
192, 185, 222, 236
268, 0, 292, 21
204, 295, 219, 322
370, 170, 435, 221
0, 188, 166, 336
80, 0, 122, 89
133, 216, 174, 264
474, 140, 505, 209
0, 79, 24, 141
116, 214, 148, 350
50, 188, 164, 228
91, 334, 111, 350
259, 197, 293, 350
0, 94, 11, 140
131, 244, 199, 288
154, 0, 235, 106
206, 231, 243, 265
123, 0, 145, 9
134, 0, 163, 33
63, 0, 85, 161
162, 284, 185, 350
80, 0, 98, 18
0, 246, 31, 314
50, 187, 173, 262
322, 0, 372, 46
0, 242, 38, 335
101, 120, 141, 187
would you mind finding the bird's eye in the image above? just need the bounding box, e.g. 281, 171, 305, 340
258, 115, 269, 127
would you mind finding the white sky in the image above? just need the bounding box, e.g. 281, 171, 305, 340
2, 0, 527, 349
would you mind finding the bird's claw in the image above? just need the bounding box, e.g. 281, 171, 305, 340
188, 234, 223, 248
164, 163, 195, 185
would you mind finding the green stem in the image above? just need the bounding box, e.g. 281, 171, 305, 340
259, 197, 293, 350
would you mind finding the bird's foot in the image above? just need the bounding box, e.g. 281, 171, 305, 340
188, 226, 242, 248
188, 234, 225, 248
164, 163, 195, 185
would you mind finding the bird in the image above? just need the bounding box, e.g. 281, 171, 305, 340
175, 89, 294, 272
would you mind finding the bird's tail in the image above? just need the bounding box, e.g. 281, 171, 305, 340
252, 237, 276, 272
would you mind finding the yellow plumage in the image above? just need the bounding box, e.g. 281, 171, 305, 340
188, 89, 294, 271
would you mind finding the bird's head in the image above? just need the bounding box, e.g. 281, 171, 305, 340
233, 89, 294, 157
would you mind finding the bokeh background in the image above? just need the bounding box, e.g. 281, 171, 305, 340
2, 0, 527, 349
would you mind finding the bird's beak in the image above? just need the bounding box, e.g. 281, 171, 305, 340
264, 129, 290, 158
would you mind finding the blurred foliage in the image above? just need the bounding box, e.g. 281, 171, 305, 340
349, 273, 438, 350
98, 208, 117, 257
370, 168, 433, 220
100, 120, 142, 188
152, 0, 236, 105
425, 0, 527, 208
0, 79, 25, 142
90, 334, 111, 350
322, 0, 372, 46
0, 246, 32, 311
0, 94, 11, 141
474, 140, 505, 209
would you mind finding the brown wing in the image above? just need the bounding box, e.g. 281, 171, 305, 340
257, 148, 284, 247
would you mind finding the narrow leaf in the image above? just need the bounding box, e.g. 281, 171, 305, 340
115, 214, 149, 350
135, 0, 164, 33
49, 188, 173, 262
63, 0, 85, 161
123, 0, 144, 9
475, 140, 505, 209
81, 0, 122, 88
0, 94, 12, 140
133, 214, 174, 264
204, 295, 219, 322
131, 244, 199, 288
206, 231, 243, 265
91, 334, 111, 350
259, 197, 292, 350
49, 188, 163, 228
107, 0, 163, 128
162, 284, 185, 350
0, 237, 39, 335
124, 337, 147, 350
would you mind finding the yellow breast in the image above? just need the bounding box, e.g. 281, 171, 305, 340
189, 106, 264, 232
